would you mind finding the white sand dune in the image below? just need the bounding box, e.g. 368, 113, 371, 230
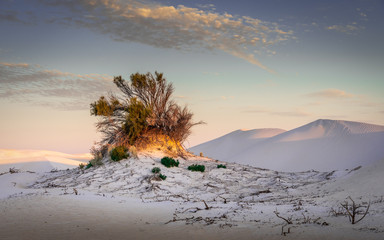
1, 152, 382, 240
191, 128, 286, 161
0, 151, 383, 239
1, 120, 384, 239
0, 149, 91, 173
190, 119, 384, 172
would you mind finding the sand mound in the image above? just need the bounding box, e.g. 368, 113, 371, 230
190, 119, 384, 172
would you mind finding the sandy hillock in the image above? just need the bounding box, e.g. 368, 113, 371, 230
1, 148, 384, 239
191, 119, 384, 171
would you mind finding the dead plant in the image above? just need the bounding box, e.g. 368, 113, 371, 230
340, 196, 370, 224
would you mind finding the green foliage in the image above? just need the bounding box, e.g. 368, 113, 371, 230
90, 157, 103, 166
188, 164, 205, 172
84, 157, 103, 169
110, 146, 129, 161
152, 167, 161, 174
151, 166, 166, 181
90, 95, 120, 117
85, 162, 92, 169
217, 164, 227, 169
122, 98, 152, 145
161, 157, 179, 168
84, 144, 106, 170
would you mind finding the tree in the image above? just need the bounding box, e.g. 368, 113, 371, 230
91, 72, 203, 154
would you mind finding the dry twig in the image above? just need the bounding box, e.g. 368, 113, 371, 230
340, 196, 370, 224
274, 209, 293, 224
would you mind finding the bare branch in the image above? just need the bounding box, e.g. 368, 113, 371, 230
202, 200, 210, 210
354, 201, 370, 224
340, 196, 370, 224
274, 209, 293, 224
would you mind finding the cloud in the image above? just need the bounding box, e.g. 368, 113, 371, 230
0, 62, 30, 67
325, 7, 367, 35
0, 62, 115, 110
0, 7, 37, 25
0, 10, 25, 23
356, 8, 368, 20
307, 89, 354, 99
38, 0, 293, 73
306, 89, 382, 111
326, 23, 363, 34
196, 4, 216, 10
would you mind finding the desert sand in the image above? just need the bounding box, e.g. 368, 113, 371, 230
1, 120, 384, 239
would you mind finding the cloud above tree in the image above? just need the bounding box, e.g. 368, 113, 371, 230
0, 62, 115, 110
39, 0, 293, 73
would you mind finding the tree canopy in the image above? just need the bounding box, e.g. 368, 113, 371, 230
91, 72, 203, 153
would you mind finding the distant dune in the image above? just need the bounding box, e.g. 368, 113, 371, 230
190, 128, 286, 162
0, 149, 91, 173
190, 119, 384, 172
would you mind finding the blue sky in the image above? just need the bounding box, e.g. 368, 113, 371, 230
1, 0, 383, 153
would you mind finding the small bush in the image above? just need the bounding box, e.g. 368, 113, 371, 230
161, 157, 179, 168
85, 162, 93, 169
188, 164, 205, 172
217, 164, 226, 169
340, 196, 370, 224
84, 146, 105, 169
110, 146, 129, 161
152, 167, 161, 174
9, 167, 19, 174
90, 144, 108, 161
159, 173, 167, 180
90, 157, 103, 166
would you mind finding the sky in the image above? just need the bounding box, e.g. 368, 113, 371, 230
0, 0, 384, 154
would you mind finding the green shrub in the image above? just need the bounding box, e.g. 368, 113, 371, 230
159, 173, 167, 180
152, 167, 161, 173
217, 164, 227, 169
91, 72, 204, 148
110, 146, 129, 161
122, 98, 152, 145
188, 164, 205, 172
161, 157, 179, 168
90, 157, 103, 166
85, 162, 93, 169
84, 150, 104, 169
